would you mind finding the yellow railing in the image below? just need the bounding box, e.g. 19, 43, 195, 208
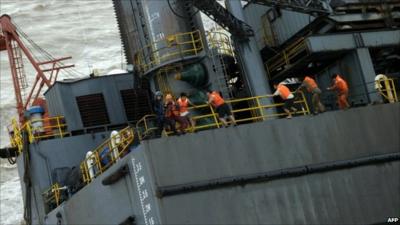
376, 78, 398, 103
136, 92, 310, 138
7, 118, 23, 153
156, 66, 177, 95
80, 126, 135, 184
265, 38, 308, 77
134, 30, 204, 74
136, 115, 159, 140
8, 116, 69, 153
42, 182, 63, 208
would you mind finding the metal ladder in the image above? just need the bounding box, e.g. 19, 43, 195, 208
11, 40, 28, 95
207, 32, 234, 99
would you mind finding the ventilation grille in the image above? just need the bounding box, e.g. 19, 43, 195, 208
120, 89, 152, 122
76, 94, 110, 127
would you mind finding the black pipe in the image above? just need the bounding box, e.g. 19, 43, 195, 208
22, 131, 32, 225
0, 146, 18, 159
156, 152, 400, 198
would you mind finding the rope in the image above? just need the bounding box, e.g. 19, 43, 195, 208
13, 21, 84, 79
77, 7, 93, 74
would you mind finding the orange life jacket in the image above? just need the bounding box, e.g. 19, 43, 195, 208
304, 76, 318, 92
210, 91, 224, 107
277, 84, 291, 100
165, 101, 180, 118
177, 98, 189, 113
335, 75, 348, 93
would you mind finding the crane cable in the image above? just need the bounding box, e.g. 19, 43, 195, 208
13, 22, 83, 78
77, 6, 93, 75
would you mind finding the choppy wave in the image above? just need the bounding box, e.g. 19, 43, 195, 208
0, 1, 122, 224
0, 1, 218, 224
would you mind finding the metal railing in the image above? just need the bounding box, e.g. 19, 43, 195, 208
8, 116, 69, 153
265, 38, 308, 77
136, 115, 159, 140
206, 31, 236, 99
376, 78, 398, 103
156, 66, 177, 96
134, 30, 204, 74
42, 183, 64, 208
80, 126, 135, 184
136, 92, 310, 138
7, 118, 24, 153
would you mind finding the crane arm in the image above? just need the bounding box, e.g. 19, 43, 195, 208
192, 0, 254, 40
191, 0, 331, 40
244, 0, 331, 15
0, 14, 74, 123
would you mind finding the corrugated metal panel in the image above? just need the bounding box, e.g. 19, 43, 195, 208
244, 4, 315, 49
45, 74, 137, 131
272, 10, 314, 45
243, 4, 270, 50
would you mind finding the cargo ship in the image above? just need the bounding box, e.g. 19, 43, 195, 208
0, 0, 399, 224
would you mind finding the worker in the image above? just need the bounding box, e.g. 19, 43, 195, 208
273, 82, 298, 119
327, 74, 350, 110
206, 90, 237, 127
177, 92, 196, 132
164, 93, 188, 135
297, 76, 325, 114
153, 91, 164, 137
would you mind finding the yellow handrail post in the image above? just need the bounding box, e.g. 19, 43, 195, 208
144, 117, 148, 134
209, 105, 220, 128
256, 97, 265, 120
191, 32, 197, 55
26, 122, 34, 143
384, 79, 394, 103
80, 163, 88, 184
283, 51, 289, 66
300, 91, 310, 115
391, 79, 398, 102
53, 183, 60, 206
57, 117, 63, 138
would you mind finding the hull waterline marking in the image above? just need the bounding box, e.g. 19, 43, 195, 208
132, 157, 156, 225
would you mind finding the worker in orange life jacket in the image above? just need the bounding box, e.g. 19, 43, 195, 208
297, 76, 325, 114
164, 93, 188, 135
327, 74, 350, 110
177, 92, 196, 132
207, 90, 237, 127
273, 82, 298, 119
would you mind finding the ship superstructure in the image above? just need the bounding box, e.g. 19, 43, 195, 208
0, 0, 399, 224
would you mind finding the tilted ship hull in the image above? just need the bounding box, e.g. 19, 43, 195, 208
21, 101, 400, 224
1, 0, 400, 224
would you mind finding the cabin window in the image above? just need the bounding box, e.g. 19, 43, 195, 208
76, 93, 110, 127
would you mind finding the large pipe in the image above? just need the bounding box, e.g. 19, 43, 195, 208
225, 0, 274, 115
0, 146, 18, 158
175, 63, 208, 87
157, 152, 400, 197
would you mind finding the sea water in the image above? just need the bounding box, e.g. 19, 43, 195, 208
0, 1, 122, 224
0, 1, 218, 224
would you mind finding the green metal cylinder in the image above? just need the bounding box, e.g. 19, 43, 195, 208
175, 63, 208, 87
188, 90, 208, 105
188, 91, 214, 128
